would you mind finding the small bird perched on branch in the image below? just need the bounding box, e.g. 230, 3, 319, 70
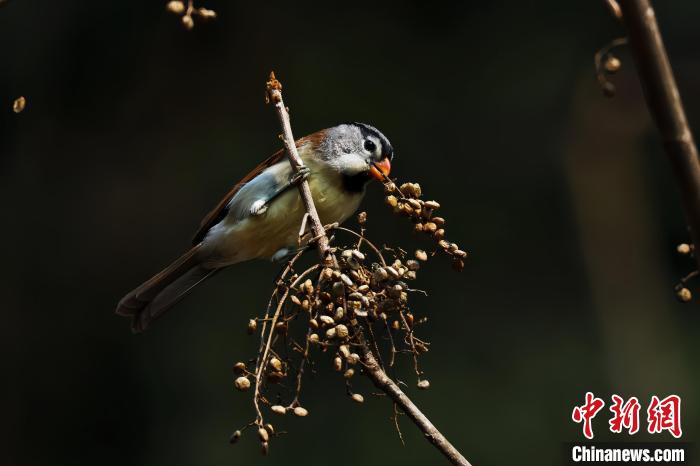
116, 122, 393, 332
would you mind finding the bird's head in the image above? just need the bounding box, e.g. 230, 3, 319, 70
317, 122, 393, 191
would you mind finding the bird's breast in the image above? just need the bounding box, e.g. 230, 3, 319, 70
205, 164, 363, 265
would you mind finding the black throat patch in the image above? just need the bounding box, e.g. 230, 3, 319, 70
342, 171, 371, 194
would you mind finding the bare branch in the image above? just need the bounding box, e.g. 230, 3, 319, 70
618, 0, 700, 273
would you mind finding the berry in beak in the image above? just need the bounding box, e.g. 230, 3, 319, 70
370, 158, 391, 181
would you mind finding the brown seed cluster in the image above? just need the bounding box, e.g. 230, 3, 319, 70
383, 181, 467, 271
166, 0, 216, 30
229, 208, 450, 454
674, 242, 696, 303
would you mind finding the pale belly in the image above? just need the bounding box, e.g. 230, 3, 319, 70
203, 175, 363, 266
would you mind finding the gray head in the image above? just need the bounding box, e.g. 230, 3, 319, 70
318, 123, 393, 190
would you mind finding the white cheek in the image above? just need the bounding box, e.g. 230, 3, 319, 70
333, 153, 368, 174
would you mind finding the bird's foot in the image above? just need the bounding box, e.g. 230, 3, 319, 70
289, 167, 311, 186
249, 199, 268, 216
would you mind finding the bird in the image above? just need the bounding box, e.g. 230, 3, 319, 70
116, 122, 393, 333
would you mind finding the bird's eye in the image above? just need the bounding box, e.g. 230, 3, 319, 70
363, 139, 376, 152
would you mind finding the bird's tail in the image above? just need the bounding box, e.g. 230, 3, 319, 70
116, 245, 218, 333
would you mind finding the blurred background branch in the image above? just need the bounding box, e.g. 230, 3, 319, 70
619, 0, 700, 273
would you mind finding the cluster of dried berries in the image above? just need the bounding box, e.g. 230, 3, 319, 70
674, 242, 696, 302
383, 181, 467, 271
166, 0, 216, 30
229, 198, 458, 454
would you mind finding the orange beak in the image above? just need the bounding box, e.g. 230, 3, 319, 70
369, 158, 391, 181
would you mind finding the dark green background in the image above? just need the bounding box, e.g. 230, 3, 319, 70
3, 1, 699, 465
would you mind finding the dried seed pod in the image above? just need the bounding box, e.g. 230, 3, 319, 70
415, 249, 428, 261
391, 320, 400, 330
335, 324, 349, 339
453, 249, 468, 258
334, 307, 345, 320
303, 279, 314, 295
341, 249, 353, 260
166, 0, 185, 14
301, 299, 311, 311
229, 430, 241, 444
12, 96, 26, 113
348, 292, 363, 301
346, 256, 360, 270
351, 393, 364, 404
247, 319, 257, 334
604, 55, 621, 73
293, 406, 308, 417
424, 222, 437, 234
387, 285, 403, 298
384, 182, 397, 193
340, 274, 354, 287
290, 295, 301, 306
677, 243, 691, 255
269, 357, 283, 371
234, 377, 251, 391
405, 271, 417, 280
414, 223, 424, 233
309, 318, 319, 329
406, 259, 420, 271
271, 405, 286, 415
333, 356, 342, 371
197, 7, 217, 19
181, 14, 194, 30
677, 287, 692, 302
331, 281, 345, 297
385, 195, 398, 207
417, 380, 431, 390
264, 424, 274, 435
434, 229, 445, 240
258, 428, 269, 442
261, 441, 269, 456
438, 240, 450, 250
424, 200, 440, 209
432, 216, 445, 226
357, 284, 370, 293
357, 211, 367, 224
233, 362, 246, 374
373, 267, 389, 281
339, 344, 351, 358
351, 249, 365, 261
321, 267, 334, 281
308, 333, 319, 344
408, 199, 422, 210
319, 315, 334, 326
386, 266, 400, 278
325, 327, 337, 339
344, 368, 355, 379
347, 353, 360, 365
349, 269, 363, 282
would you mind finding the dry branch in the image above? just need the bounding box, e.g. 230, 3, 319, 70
618, 0, 700, 273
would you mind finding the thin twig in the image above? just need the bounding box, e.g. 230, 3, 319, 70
618, 0, 700, 273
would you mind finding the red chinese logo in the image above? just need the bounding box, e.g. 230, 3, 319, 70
647, 395, 682, 438
572, 392, 605, 439
609, 394, 640, 435
572, 393, 682, 439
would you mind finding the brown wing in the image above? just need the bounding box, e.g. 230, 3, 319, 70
192, 133, 324, 244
